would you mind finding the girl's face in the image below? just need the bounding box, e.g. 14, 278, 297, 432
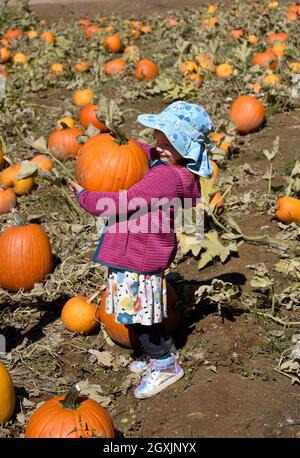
153, 129, 183, 165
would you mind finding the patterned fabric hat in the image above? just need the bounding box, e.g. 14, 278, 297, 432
138, 100, 214, 178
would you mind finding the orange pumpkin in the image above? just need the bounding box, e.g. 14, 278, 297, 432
78, 18, 92, 28
79, 104, 108, 132
0, 188, 17, 215
252, 50, 277, 70
0, 219, 53, 292
287, 10, 298, 21
263, 74, 281, 86
0, 164, 21, 188
76, 128, 149, 191
210, 132, 224, 143
74, 60, 90, 73
72, 88, 94, 107
272, 43, 285, 58
31, 154, 54, 172
27, 30, 39, 40
248, 34, 258, 44
104, 58, 127, 76
0, 47, 11, 64
25, 385, 115, 438
5, 28, 23, 41
185, 73, 202, 86
50, 63, 64, 76
267, 32, 288, 43
61, 294, 100, 334
103, 34, 123, 53
40, 31, 55, 45
97, 283, 179, 348
56, 117, 76, 130
230, 29, 244, 40
0, 362, 15, 424
275, 196, 300, 224
210, 160, 219, 181
0, 149, 4, 167
123, 45, 140, 60
13, 176, 34, 196
210, 191, 225, 215
12, 53, 27, 65
48, 127, 84, 161
180, 61, 199, 74
216, 63, 234, 78
134, 59, 159, 80
229, 95, 265, 134
84, 25, 100, 39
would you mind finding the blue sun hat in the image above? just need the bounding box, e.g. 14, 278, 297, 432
138, 100, 214, 178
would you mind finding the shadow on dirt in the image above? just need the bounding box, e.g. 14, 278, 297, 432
167, 271, 248, 351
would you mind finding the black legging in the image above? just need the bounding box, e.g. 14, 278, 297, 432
131, 323, 172, 360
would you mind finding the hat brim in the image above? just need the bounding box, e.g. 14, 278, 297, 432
137, 114, 180, 151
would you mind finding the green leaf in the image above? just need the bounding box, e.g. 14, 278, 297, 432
31, 136, 48, 153
15, 160, 38, 181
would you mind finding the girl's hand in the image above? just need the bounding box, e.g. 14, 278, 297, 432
67, 178, 84, 196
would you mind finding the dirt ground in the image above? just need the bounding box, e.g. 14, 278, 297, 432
2, 0, 300, 440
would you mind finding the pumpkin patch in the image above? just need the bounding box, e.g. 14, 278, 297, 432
1, 0, 300, 440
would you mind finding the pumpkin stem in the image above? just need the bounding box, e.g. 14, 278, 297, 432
60, 385, 81, 410
104, 99, 128, 145
105, 121, 128, 145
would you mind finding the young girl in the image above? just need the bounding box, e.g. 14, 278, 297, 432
68, 101, 214, 399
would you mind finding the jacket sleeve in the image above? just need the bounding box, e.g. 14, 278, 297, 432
77, 166, 179, 217
136, 140, 152, 161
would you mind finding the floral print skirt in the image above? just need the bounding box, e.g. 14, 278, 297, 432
106, 268, 168, 326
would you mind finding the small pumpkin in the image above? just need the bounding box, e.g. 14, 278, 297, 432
78, 18, 92, 27
216, 63, 234, 78
72, 88, 94, 107
123, 45, 140, 60
5, 28, 23, 41
229, 95, 265, 134
0, 164, 21, 188
61, 292, 100, 334
185, 72, 202, 87
252, 50, 277, 70
263, 74, 281, 86
0, 149, 4, 167
48, 127, 84, 161
0, 215, 53, 292
180, 61, 199, 74
210, 191, 225, 215
210, 160, 219, 182
290, 61, 300, 74
97, 283, 179, 348
0, 47, 11, 64
104, 58, 127, 76
56, 117, 76, 130
25, 385, 115, 438
230, 29, 244, 40
79, 104, 108, 132
103, 34, 123, 53
0, 188, 17, 215
13, 176, 34, 196
272, 43, 285, 58
134, 59, 159, 80
27, 30, 39, 40
267, 32, 288, 43
84, 25, 100, 39
210, 132, 224, 143
12, 53, 27, 65
248, 34, 258, 44
40, 31, 55, 45
275, 196, 300, 224
76, 124, 149, 192
31, 154, 54, 172
50, 63, 64, 76
0, 362, 15, 424
207, 4, 218, 14
74, 60, 89, 73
